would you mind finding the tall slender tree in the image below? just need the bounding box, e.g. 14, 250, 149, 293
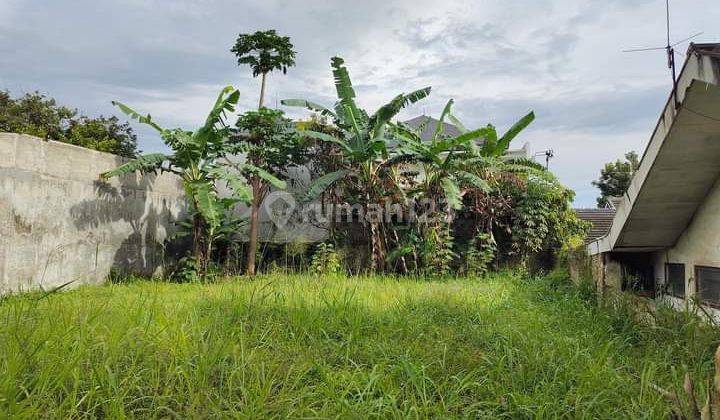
231, 29, 296, 109
231, 29, 297, 275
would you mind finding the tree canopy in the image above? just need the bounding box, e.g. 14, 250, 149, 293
0, 90, 138, 157
592, 151, 640, 207
231, 30, 296, 77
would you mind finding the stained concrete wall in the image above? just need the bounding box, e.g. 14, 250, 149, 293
650, 173, 720, 310
0, 133, 188, 293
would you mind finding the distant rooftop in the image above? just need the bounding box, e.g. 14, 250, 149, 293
403, 115, 462, 141
575, 208, 616, 243
401, 115, 532, 159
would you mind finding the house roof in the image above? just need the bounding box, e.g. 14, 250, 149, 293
401, 115, 532, 159
588, 42, 720, 255
575, 208, 616, 243
403, 115, 463, 141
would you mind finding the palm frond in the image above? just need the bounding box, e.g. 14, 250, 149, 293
495, 111, 535, 156
207, 166, 253, 204
281, 99, 336, 118
303, 169, 350, 202
380, 153, 421, 170
454, 170, 491, 192
432, 99, 454, 141
241, 163, 287, 189
504, 157, 546, 171
112, 101, 165, 133
302, 130, 354, 155
331, 57, 364, 127
387, 245, 414, 263
371, 87, 431, 134
188, 180, 222, 230
100, 153, 168, 179
440, 177, 462, 210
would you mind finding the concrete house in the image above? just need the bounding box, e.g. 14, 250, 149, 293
586, 43, 720, 307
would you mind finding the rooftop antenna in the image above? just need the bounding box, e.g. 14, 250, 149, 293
534, 149, 554, 169
622, 0, 703, 109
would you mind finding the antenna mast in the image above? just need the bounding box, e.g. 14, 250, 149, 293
622, 0, 703, 110
665, 0, 679, 109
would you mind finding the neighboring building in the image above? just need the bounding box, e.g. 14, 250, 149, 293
403, 115, 463, 140
575, 208, 616, 244
586, 43, 720, 307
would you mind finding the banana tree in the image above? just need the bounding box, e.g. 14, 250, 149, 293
282, 56, 431, 270
101, 86, 253, 276
390, 99, 537, 209
385, 99, 537, 273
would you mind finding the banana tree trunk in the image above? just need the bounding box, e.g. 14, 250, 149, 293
368, 218, 378, 272
192, 212, 204, 274
246, 175, 262, 276
390, 226, 408, 274
205, 227, 215, 279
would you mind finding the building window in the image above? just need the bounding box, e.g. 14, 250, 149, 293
696, 266, 720, 307
665, 263, 685, 298
621, 263, 655, 298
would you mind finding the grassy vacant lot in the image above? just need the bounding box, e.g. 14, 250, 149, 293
1, 272, 719, 418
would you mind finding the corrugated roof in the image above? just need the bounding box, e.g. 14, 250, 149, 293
575, 208, 616, 243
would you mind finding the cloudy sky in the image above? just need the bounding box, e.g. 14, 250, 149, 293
1, 0, 718, 206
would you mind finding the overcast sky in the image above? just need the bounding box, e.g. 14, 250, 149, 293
1, 0, 718, 206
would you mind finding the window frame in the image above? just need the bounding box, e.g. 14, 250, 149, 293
695, 265, 720, 308
664, 262, 685, 299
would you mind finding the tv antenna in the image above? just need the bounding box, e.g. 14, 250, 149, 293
622, 0, 702, 109
534, 149, 554, 169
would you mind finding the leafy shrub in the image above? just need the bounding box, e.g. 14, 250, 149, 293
310, 242, 342, 275
465, 232, 496, 276
169, 256, 205, 283
0, 90, 138, 157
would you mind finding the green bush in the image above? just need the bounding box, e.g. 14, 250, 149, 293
310, 242, 342, 275
465, 232, 497, 276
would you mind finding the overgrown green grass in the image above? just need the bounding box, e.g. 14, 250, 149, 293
1, 271, 719, 418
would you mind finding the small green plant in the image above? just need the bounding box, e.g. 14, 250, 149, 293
310, 242, 341, 275
419, 223, 456, 277
284, 241, 309, 268
466, 232, 496, 276
169, 256, 203, 283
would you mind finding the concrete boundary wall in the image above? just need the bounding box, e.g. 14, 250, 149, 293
0, 133, 188, 293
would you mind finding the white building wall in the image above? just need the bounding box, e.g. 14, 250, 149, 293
652, 174, 720, 315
